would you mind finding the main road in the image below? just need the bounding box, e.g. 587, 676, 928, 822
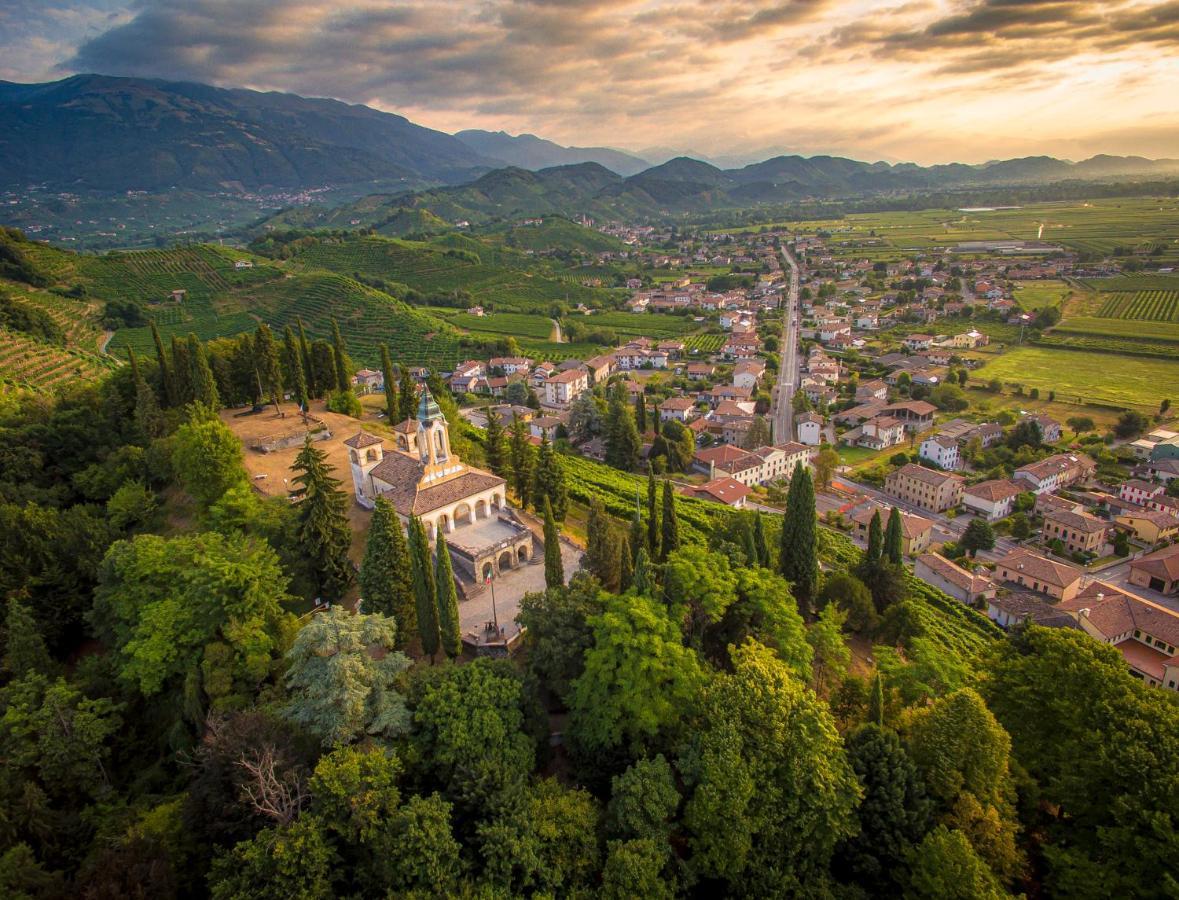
771, 243, 801, 444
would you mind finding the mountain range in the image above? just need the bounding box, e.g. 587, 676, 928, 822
3, 74, 1179, 227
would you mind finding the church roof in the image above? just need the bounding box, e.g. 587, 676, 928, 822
417, 387, 442, 423
370, 449, 506, 516
344, 432, 383, 449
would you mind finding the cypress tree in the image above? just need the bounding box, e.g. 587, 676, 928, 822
660, 479, 679, 561
646, 466, 660, 560
434, 528, 461, 658
188, 334, 220, 409
150, 320, 175, 407
132, 351, 164, 439
532, 433, 567, 519
283, 325, 309, 410
632, 547, 654, 595
296, 317, 314, 395
3, 595, 53, 679
310, 341, 337, 399
484, 407, 507, 476
292, 437, 354, 600
869, 671, 885, 727
171, 335, 193, 405
619, 533, 634, 591
635, 393, 647, 434
628, 511, 645, 563
398, 365, 416, 422
543, 496, 565, 589
605, 383, 640, 471
508, 413, 534, 507
753, 511, 770, 568
330, 317, 350, 392
779, 463, 818, 615
884, 507, 904, 566
380, 344, 399, 422
408, 515, 440, 658
583, 500, 618, 591
126, 346, 141, 383
742, 517, 759, 566
865, 510, 883, 569
358, 498, 414, 639
254, 323, 283, 407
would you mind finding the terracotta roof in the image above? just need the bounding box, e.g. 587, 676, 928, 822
890, 463, 964, 487
546, 369, 587, 384
1120, 508, 1179, 528
917, 552, 994, 595
966, 479, 1022, 502
371, 451, 506, 516
659, 397, 696, 411
1061, 582, 1179, 646
988, 592, 1077, 628
344, 432, 383, 449
1130, 544, 1179, 582
885, 400, 937, 416
994, 548, 1082, 590
393, 418, 417, 434
852, 505, 933, 539
688, 477, 751, 505
1043, 507, 1108, 535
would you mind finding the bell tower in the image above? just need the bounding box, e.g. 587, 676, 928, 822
416, 387, 462, 485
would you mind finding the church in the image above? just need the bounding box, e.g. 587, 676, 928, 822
344, 388, 535, 582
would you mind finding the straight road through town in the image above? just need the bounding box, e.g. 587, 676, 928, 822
772, 244, 801, 444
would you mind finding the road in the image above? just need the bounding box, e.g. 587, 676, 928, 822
771, 244, 801, 444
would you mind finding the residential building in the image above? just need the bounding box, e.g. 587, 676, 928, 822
686, 362, 716, 380
986, 593, 1078, 630
1120, 479, 1165, 507
963, 479, 1023, 520
352, 368, 384, 393
993, 548, 1084, 601
1021, 414, 1062, 443
1013, 452, 1096, 495
919, 434, 960, 470
903, 334, 934, 351
543, 369, 589, 406
489, 356, 533, 376
857, 416, 906, 450
884, 463, 965, 512
1129, 544, 1179, 594
855, 379, 888, 402
796, 411, 824, 446
1116, 509, 1179, 544
684, 477, 751, 508
915, 553, 996, 605
961, 422, 1005, 448
1059, 583, 1179, 690
658, 396, 697, 423
851, 505, 934, 556
1042, 506, 1109, 555
707, 384, 754, 407
529, 416, 562, 442
732, 360, 766, 389
584, 354, 615, 384
884, 400, 937, 433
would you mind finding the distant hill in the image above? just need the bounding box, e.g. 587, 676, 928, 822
0, 74, 495, 193
455, 130, 651, 176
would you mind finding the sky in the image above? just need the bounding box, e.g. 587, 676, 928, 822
2, 0, 1179, 165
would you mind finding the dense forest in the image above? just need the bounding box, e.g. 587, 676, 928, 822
0, 326, 1177, 899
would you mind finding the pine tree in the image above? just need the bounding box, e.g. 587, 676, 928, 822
660, 479, 679, 561
884, 507, 904, 566
296, 317, 314, 395
646, 466, 660, 561
3, 595, 53, 679
399, 365, 416, 422
330, 317, 350, 392
605, 384, 640, 471
508, 413, 534, 508
434, 528, 461, 658
869, 671, 885, 727
188, 334, 220, 409
634, 393, 647, 434
283, 325, 309, 410
358, 498, 414, 640
779, 462, 818, 615
292, 437, 354, 600
865, 510, 883, 569
171, 335, 193, 405
543, 496, 565, 589
254, 323, 283, 407
532, 434, 567, 519
753, 511, 770, 568
380, 344, 399, 422
484, 407, 507, 476
151, 320, 175, 407
632, 547, 654, 595
408, 515, 440, 658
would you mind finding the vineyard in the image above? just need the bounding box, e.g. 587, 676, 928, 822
1095, 290, 1179, 321
0, 328, 119, 391
438, 310, 556, 340
683, 334, 726, 353
581, 311, 702, 339
1, 285, 105, 351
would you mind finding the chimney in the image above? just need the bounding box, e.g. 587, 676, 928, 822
1079, 608, 1090, 618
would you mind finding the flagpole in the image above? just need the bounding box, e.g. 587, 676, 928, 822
488, 568, 499, 635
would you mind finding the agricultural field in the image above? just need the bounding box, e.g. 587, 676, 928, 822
1013, 279, 1069, 310
433, 309, 556, 340
0, 283, 106, 352
683, 333, 726, 353
581, 311, 703, 339
1094, 289, 1179, 321
0, 328, 119, 391
975, 346, 1177, 411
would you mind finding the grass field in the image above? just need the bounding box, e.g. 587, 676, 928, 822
976, 346, 1177, 410
1014, 280, 1070, 310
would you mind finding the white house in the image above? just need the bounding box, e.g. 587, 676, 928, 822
963, 479, 1023, 520
797, 411, 824, 446
543, 369, 589, 406
919, 434, 960, 470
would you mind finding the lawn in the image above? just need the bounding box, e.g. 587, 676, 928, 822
1014, 280, 1069, 310
975, 346, 1178, 411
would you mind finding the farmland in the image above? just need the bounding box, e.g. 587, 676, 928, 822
1094, 289, 1179, 321
0, 328, 119, 391
975, 346, 1177, 411
1013, 279, 1069, 310
578, 311, 703, 339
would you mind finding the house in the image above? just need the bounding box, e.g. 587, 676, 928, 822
919, 434, 960, 470
686, 363, 716, 380
963, 479, 1023, 520
531, 362, 556, 385
835, 400, 887, 426
1020, 414, 1062, 444
902, 333, 935, 351
1116, 508, 1179, 544
855, 379, 888, 402
1014, 453, 1095, 495
858, 416, 906, 450
489, 356, 532, 376
1058, 583, 1179, 690
986, 593, 1078, 630
884, 464, 965, 513
658, 396, 697, 423
883, 401, 937, 433
851, 505, 934, 556
543, 369, 589, 406
234, 259, 254, 269
467, 305, 485, 317
352, 368, 384, 393
529, 415, 562, 442
961, 422, 1005, 449
1147, 457, 1179, 483
685, 476, 751, 508
915, 553, 996, 606
1120, 479, 1165, 507
796, 411, 824, 446
732, 360, 766, 389
1042, 506, 1108, 555
343, 389, 533, 583
1129, 544, 1179, 594
707, 384, 754, 407
1128, 428, 1179, 460
584, 354, 615, 384
993, 548, 1084, 601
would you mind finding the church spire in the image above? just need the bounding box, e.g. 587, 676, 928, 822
417, 386, 442, 423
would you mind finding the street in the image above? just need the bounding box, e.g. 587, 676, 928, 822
770, 244, 801, 445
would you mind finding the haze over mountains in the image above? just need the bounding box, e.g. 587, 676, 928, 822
3, 74, 1179, 227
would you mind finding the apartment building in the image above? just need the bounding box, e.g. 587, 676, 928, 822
884, 463, 965, 513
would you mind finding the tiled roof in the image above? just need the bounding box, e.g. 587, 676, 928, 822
1130, 544, 1179, 581
1043, 507, 1108, 534
1061, 582, 1179, 646
890, 463, 964, 487
995, 548, 1083, 590
689, 477, 751, 505
917, 552, 993, 594
371, 451, 506, 516
344, 431, 383, 449
966, 479, 1022, 502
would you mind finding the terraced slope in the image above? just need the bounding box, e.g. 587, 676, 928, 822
0, 328, 119, 391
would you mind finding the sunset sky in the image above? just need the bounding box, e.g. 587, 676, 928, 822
3, 0, 1179, 164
